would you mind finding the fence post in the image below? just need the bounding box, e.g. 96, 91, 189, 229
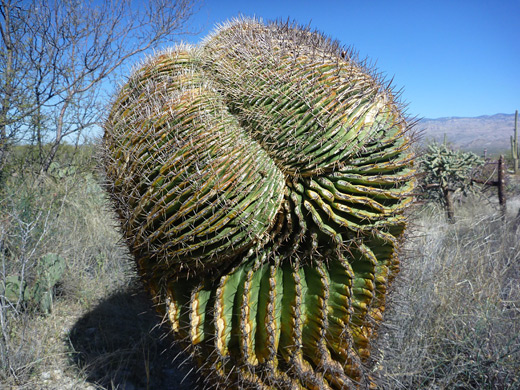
512, 110, 519, 174
443, 187, 455, 223
498, 155, 506, 217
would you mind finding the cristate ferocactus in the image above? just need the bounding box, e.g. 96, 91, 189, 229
103, 18, 416, 390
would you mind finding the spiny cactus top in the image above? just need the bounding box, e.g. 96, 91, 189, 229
103, 18, 415, 389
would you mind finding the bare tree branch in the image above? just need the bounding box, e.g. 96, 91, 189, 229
0, 0, 200, 179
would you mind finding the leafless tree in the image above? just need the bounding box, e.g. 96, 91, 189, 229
0, 0, 199, 180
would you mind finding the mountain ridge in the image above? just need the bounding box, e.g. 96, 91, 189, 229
416, 113, 517, 154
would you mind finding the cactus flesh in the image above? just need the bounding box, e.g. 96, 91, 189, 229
1, 253, 65, 313
103, 18, 416, 389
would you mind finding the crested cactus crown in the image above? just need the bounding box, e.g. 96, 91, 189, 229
103, 18, 415, 389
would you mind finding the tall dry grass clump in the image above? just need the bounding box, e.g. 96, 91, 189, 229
373, 199, 520, 389
0, 148, 134, 386
0, 147, 199, 390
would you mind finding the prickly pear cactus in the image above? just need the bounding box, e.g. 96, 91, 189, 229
103, 19, 415, 389
1, 253, 65, 313
32, 253, 66, 313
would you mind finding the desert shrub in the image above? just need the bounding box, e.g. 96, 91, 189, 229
418, 143, 483, 222
373, 200, 520, 389
0, 145, 133, 384
2, 143, 518, 388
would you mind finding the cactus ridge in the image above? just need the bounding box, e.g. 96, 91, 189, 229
103, 18, 415, 389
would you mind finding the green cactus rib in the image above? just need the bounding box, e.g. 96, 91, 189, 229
103, 18, 415, 389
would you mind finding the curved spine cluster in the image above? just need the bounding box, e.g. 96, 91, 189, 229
103, 18, 415, 389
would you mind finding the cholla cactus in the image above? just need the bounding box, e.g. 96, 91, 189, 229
419, 143, 482, 221
103, 18, 415, 389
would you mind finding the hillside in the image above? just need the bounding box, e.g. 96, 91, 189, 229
418, 113, 517, 155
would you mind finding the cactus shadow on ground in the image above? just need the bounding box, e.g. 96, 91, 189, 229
68, 288, 201, 390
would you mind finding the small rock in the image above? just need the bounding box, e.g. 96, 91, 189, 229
51, 369, 63, 380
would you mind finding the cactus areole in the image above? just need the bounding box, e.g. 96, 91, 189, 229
103, 19, 415, 389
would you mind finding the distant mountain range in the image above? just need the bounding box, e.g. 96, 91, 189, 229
417, 113, 517, 155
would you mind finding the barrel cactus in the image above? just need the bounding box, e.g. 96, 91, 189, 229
103, 18, 415, 389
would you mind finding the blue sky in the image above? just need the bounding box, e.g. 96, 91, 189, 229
179, 0, 519, 119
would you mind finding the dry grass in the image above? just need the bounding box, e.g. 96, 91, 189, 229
2, 149, 520, 389
0, 157, 199, 389
0, 166, 133, 387
373, 198, 520, 389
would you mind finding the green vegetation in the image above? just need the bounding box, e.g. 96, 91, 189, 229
0, 142, 518, 390
373, 199, 520, 389
103, 18, 415, 389
0, 145, 135, 387
419, 143, 483, 222
0, 10, 518, 390
1, 253, 65, 314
